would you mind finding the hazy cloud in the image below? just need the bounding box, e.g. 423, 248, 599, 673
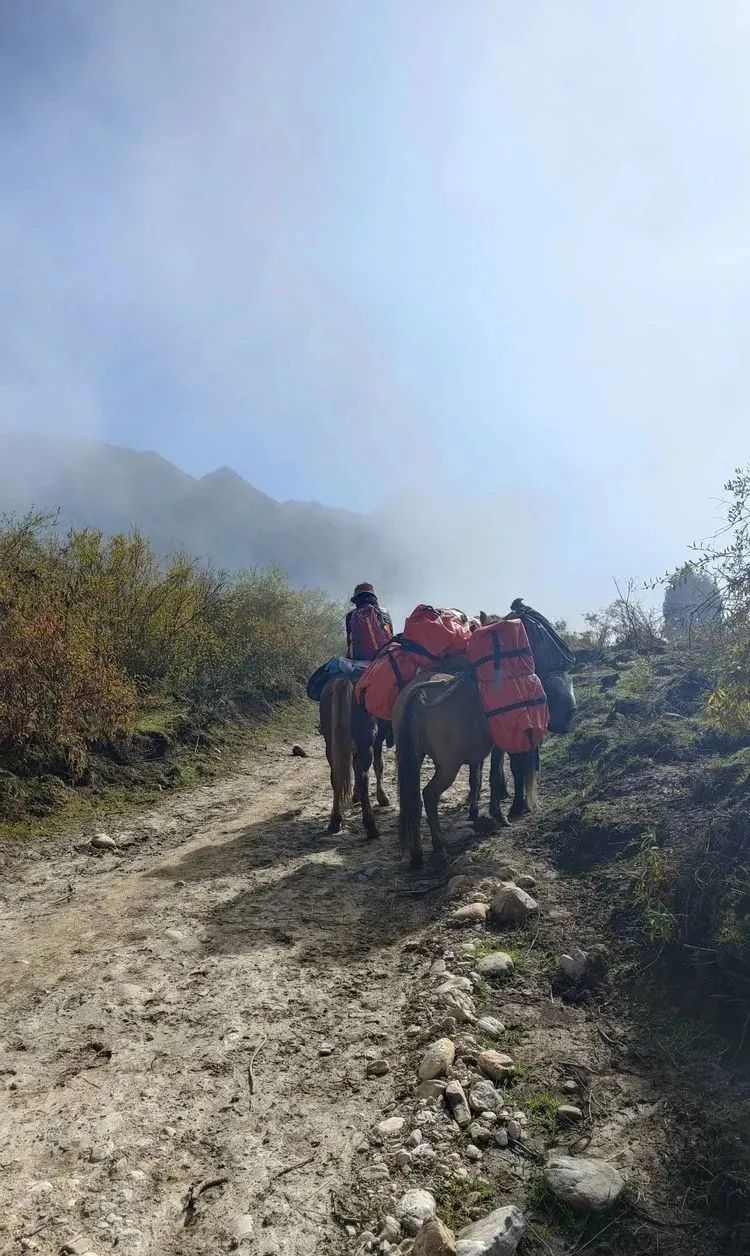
1, 1, 749, 621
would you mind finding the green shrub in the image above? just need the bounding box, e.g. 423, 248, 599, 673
0, 513, 343, 783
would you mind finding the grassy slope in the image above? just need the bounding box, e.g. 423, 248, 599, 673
521, 648, 750, 1245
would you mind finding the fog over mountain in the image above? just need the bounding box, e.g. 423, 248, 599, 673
0, 432, 423, 606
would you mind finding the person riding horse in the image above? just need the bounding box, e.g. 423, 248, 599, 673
346, 582, 393, 660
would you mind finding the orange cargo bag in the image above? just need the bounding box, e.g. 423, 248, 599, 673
402, 605, 473, 660
467, 618, 548, 754
355, 641, 435, 721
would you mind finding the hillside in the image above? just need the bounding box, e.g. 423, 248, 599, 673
0, 433, 412, 595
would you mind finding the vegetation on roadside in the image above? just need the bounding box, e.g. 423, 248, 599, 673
0, 511, 342, 823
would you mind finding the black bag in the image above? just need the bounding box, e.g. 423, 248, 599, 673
510, 599, 576, 675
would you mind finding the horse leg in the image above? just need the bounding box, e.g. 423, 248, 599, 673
509, 751, 537, 819
352, 749, 360, 805
489, 750, 511, 827
468, 760, 483, 822
328, 767, 344, 833
374, 730, 391, 808
354, 732, 379, 840
423, 763, 460, 866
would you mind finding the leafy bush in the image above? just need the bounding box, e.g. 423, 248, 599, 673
0, 513, 343, 781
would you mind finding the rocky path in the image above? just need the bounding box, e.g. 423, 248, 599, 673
0, 735, 709, 1256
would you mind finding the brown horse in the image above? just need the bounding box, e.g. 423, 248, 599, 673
393, 660, 576, 867
392, 672, 539, 866
319, 677, 390, 839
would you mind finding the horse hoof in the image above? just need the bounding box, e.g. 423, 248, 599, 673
365, 826, 380, 841
327, 821, 343, 835
468, 808, 479, 823
377, 795, 391, 809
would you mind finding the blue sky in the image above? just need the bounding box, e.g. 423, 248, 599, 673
2, 1, 749, 617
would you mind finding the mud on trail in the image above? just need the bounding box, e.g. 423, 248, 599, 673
1, 742, 439, 1256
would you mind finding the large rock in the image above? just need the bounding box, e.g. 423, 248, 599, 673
413, 1217, 457, 1255
418, 1038, 455, 1081
397, 1189, 437, 1237
450, 903, 489, 927
455, 1206, 525, 1255
476, 952, 514, 980
544, 1156, 625, 1213
489, 885, 538, 926
477, 1050, 514, 1083
444, 1080, 472, 1128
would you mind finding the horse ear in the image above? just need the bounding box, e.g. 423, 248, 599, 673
479, 611, 488, 626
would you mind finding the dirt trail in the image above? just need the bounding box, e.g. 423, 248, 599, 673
1, 740, 441, 1256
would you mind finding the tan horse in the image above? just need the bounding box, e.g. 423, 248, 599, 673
392, 672, 541, 868
319, 677, 390, 839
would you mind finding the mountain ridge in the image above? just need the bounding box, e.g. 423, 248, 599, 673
0, 432, 409, 595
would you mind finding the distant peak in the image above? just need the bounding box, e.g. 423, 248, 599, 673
201, 465, 247, 484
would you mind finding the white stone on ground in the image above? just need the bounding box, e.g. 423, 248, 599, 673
455, 1205, 525, 1255
544, 1156, 625, 1212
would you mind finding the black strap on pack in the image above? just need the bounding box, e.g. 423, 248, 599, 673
387, 651, 405, 690
485, 695, 548, 717
470, 646, 532, 671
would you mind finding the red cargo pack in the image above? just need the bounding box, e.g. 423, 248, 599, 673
355, 640, 438, 721
402, 605, 473, 660
467, 618, 548, 754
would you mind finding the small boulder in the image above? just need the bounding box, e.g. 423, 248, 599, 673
477, 1050, 514, 1083
397, 1190, 437, 1236
515, 874, 537, 890
446, 876, 474, 901
406, 1130, 423, 1148
468, 1123, 492, 1147
444, 1080, 472, 1128
489, 885, 538, 926
450, 903, 489, 927
466, 1144, 482, 1161
476, 1016, 505, 1040
494, 1128, 509, 1148
91, 833, 117, 852
557, 1105, 583, 1124
380, 1217, 402, 1243
468, 1081, 503, 1116
418, 1038, 455, 1081
416, 1079, 447, 1101
378, 1116, 406, 1138
436, 988, 477, 1024
413, 1216, 457, 1255
544, 1155, 625, 1213
367, 1059, 390, 1077
455, 1205, 525, 1255
476, 952, 514, 980
435, 976, 474, 995
291, 744, 308, 757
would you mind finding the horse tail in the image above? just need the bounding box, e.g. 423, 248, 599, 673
397, 688, 424, 856
331, 679, 353, 809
